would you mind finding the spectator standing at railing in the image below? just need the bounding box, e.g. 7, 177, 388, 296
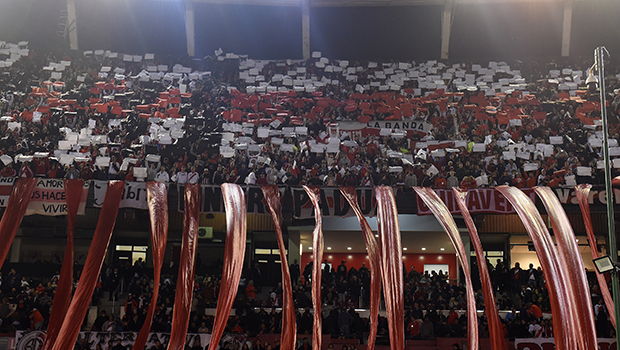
64, 164, 80, 179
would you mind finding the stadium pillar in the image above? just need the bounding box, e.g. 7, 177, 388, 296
440, 0, 454, 60
301, 0, 311, 60
561, 0, 574, 57
9, 236, 21, 263
66, 0, 79, 50
185, 0, 196, 57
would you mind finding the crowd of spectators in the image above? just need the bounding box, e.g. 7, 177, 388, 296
0, 44, 619, 191
0, 253, 614, 348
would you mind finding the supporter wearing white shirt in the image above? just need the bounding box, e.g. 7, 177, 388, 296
245, 170, 257, 185
187, 166, 199, 184
155, 166, 170, 183
175, 165, 188, 184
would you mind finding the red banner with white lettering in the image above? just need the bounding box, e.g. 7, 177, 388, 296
416, 188, 536, 215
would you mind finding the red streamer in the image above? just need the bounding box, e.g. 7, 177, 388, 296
52, 181, 125, 350
452, 188, 504, 350
495, 186, 573, 350
414, 187, 478, 350
534, 186, 597, 350
207, 184, 247, 350
375, 186, 404, 350
0, 178, 37, 269
261, 185, 297, 350
168, 184, 200, 350
576, 184, 616, 327
41, 179, 83, 350
302, 185, 324, 350
339, 186, 380, 350
132, 182, 169, 350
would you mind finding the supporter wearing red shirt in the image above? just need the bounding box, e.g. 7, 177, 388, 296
33, 157, 49, 177
434, 172, 447, 189
459, 176, 477, 190
1, 164, 16, 177
513, 172, 526, 188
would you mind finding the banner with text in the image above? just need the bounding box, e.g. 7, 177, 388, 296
176, 185, 375, 219
416, 188, 536, 215
338, 120, 433, 137
514, 338, 616, 350
15, 331, 216, 350
93, 180, 149, 209
0, 178, 88, 216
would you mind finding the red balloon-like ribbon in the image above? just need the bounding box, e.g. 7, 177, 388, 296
375, 187, 405, 350
52, 181, 125, 350
41, 179, 83, 350
414, 187, 478, 350
207, 184, 247, 350
167, 184, 200, 350
261, 185, 297, 350
132, 182, 169, 350
453, 188, 504, 350
339, 186, 381, 350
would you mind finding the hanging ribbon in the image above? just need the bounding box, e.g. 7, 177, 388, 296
261, 185, 296, 350
496, 186, 573, 350
41, 179, 83, 350
51, 181, 125, 350
339, 186, 380, 350
168, 184, 200, 350
534, 186, 597, 350
375, 186, 404, 350
576, 184, 616, 327
414, 187, 478, 350
132, 182, 169, 350
453, 188, 504, 350
302, 185, 324, 350
207, 184, 247, 350
0, 178, 37, 269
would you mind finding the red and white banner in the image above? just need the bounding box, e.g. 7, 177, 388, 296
0, 178, 88, 216
338, 120, 433, 137
416, 188, 537, 215
514, 338, 616, 350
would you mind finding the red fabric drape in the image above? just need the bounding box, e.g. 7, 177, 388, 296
51, 181, 125, 350
496, 186, 573, 350
576, 184, 616, 327
375, 186, 404, 350
414, 187, 478, 350
207, 184, 247, 350
167, 184, 200, 350
534, 186, 597, 350
41, 179, 83, 350
453, 188, 504, 350
339, 186, 380, 350
302, 186, 324, 350
261, 186, 296, 350
0, 178, 37, 269
132, 182, 169, 350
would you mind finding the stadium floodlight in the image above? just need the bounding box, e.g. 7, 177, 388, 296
593, 256, 618, 274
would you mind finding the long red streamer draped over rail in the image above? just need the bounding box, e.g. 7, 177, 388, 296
208, 184, 247, 350
41, 179, 83, 350
495, 186, 573, 350
302, 185, 324, 350
51, 181, 124, 350
375, 187, 404, 350
414, 187, 478, 350
339, 186, 381, 350
168, 184, 200, 350
0, 178, 37, 269
534, 186, 598, 350
261, 185, 297, 350
452, 188, 504, 350
576, 184, 616, 327
132, 182, 169, 350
